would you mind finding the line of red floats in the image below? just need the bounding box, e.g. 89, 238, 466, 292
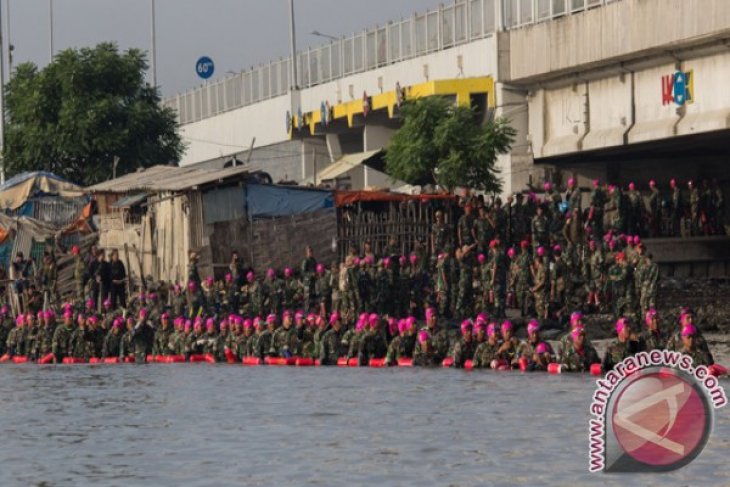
0, 353, 726, 377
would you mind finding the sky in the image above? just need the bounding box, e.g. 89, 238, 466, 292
6, 0, 446, 97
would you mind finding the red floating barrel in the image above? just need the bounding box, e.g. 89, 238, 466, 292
62, 357, 86, 364
348, 358, 360, 367
590, 363, 603, 376
123, 356, 136, 363
189, 354, 207, 363
314, 359, 321, 366
39, 353, 55, 365
11, 355, 28, 364
264, 356, 296, 366
442, 357, 454, 368
369, 358, 386, 368
709, 364, 728, 377
0, 354, 9, 363
547, 363, 562, 374
161, 355, 185, 363
104, 357, 121, 364
397, 358, 414, 367
203, 354, 216, 364
337, 357, 348, 367
490, 359, 508, 370
518, 357, 529, 372
89, 358, 102, 364
242, 356, 262, 366
464, 359, 474, 370
295, 357, 314, 367
224, 348, 237, 364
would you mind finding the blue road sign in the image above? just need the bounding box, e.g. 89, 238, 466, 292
196, 56, 215, 80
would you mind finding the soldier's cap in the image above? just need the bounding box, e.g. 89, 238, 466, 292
645, 309, 657, 326
86, 299, 95, 308
487, 323, 498, 337
295, 311, 305, 320
615, 318, 629, 334
368, 313, 379, 325
139, 308, 148, 319
570, 311, 583, 326
266, 314, 277, 324
681, 324, 697, 337
535, 342, 550, 355
243, 319, 253, 329
507, 248, 516, 258
316, 263, 325, 274
328, 312, 340, 325
527, 320, 540, 334
425, 308, 436, 320
520, 240, 529, 249
478, 253, 486, 263
460, 320, 473, 334
501, 320, 513, 332
88, 316, 98, 325
71, 245, 80, 255
476, 313, 488, 324
161, 312, 170, 320
417, 330, 430, 344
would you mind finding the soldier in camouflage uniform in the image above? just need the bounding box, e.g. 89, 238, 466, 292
282, 268, 302, 312
531, 205, 549, 253
102, 319, 124, 359
472, 322, 501, 368
412, 330, 441, 366
385, 318, 416, 366
271, 311, 299, 358
531, 251, 549, 320
550, 245, 568, 315
558, 326, 600, 372
357, 314, 388, 365
454, 244, 476, 319
300, 246, 317, 311
490, 240, 508, 318
647, 180, 662, 237
638, 309, 667, 352
602, 318, 642, 371
152, 313, 174, 356
51, 312, 75, 362
672, 324, 714, 366
431, 210, 452, 259
414, 308, 450, 363
314, 264, 332, 316
583, 240, 605, 310
688, 180, 700, 236
319, 313, 345, 366
458, 204, 477, 247
243, 272, 264, 318
451, 320, 476, 368
72, 245, 86, 304
434, 253, 451, 318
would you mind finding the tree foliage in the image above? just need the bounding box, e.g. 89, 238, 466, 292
384, 96, 515, 193
4, 42, 184, 185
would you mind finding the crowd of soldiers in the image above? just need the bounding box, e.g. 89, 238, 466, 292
0, 178, 721, 371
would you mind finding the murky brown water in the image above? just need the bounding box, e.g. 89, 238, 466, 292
0, 364, 727, 486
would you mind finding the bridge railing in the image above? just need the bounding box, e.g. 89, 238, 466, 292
163, 0, 619, 125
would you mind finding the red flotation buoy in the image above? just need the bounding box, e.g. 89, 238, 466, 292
314, 359, 321, 366
146, 354, 155, 363
518, 357, 529, 372
189, 354, 207, 363
39, 353, 55, 365
464, 359, 474, 370
203, 354, 216, 364
295, 357, 314, 367
0, 353, 9, 363
62, 357, 86, 364
160, 355, 185, 363
590, 363, 603, 376
397, 358, 414, 367
104, 357, 121, 364
123, 356, 136, 364
348, 358, 360, 367
442, 357, 454, 368
89, 358, 103, 364
337, 357, 348, 367
11, 355, 28, 364
224, 348, 237, 364
265, 356, 296, 366
709, 364, 728, 377
547, 363, 562, 374
369, 358, 386, 368
242, 356, 262, 366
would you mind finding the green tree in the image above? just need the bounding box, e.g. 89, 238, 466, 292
384, 96, 515, 193
4, 42, 184, 185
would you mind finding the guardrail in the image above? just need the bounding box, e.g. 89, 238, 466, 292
162, 0, 620, 125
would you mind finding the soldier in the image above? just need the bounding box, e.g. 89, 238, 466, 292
431, 210, 452, 258
187, 251, 201, 288
646, 180, 662, 237
451, 320, 476, 368
72, 245, 86, 304
311, 315, 329, 360
455, 244, 477, 319
129, 309, 155, 363
319, 312, 345, 365
412, 330, 441, 366
37, 252, 58, 309
531, 205, 549, 252
237, 319, 255, 359
152, 313, 173, 356
357, 314, 388, 365
638, 309, 667, 352
687, 180, 700, 236
102, 318, 124, 359
605, 185, 625, 234
109, 250, 127, 309
669, 179, 683, 237
607, 252, 631, 319
385, 318, 416, 366
558, 325, 600, 372
550, 245, 568, 315
490, 240, 508, 318
300, 246, 317, 311
531, 249, 549, 320
583, 240, 604, 310
496, 321, 520, 364
516, 320, 554, 371
256, 314, 276, 359
51, 311, 75, 362
271, 310, 298, 358
626, 182, 644, 236
434, 254, 451, 318
243, 317, 266, 359
0, 307, 13, 356
587, 179, 606, 238
472, 322, 502, 368
602, 318, 642, 371
457, 204, 477, 247
416, 308, 449, 362
672, 324, 714, 366
475, 206, 493, 255
712, 179, 725, 235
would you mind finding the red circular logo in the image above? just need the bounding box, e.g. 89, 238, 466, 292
611, 370, 709, 468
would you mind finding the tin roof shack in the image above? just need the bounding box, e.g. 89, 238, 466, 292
335, 191, 458, 262
0, 171, 87, 226
88, 165, 255, 284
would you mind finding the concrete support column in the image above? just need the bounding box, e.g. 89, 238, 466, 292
325, 133, 343, 163
363, 124, 395, 152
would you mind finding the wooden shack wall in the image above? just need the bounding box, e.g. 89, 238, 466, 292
97, 213, 144, 285
151, 194, 191, 283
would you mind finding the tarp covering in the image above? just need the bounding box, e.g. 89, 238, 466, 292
0, 213, 59, 245
0, 171, 84, 210
335, 190, 457, 207
246, 184, 333, 218
111, 193, 148, 208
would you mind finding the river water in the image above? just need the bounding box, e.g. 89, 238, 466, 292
0, 364, 728, 487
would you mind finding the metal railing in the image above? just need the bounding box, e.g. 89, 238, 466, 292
162, 0, 620, 125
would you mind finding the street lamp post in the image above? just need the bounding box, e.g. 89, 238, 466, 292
150, 0, 157, 87
311, 30, 338, 41
49, 0, 53, 62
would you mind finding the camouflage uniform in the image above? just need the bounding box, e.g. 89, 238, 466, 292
451, 338, 476, 368
357, 329, 388, 365
532, 259, 549, 319
51, 324, 75, 361
639, 328, 668, 352
472, 340, 501, 368
602, 338, 641, 371
647, 186, 662, 237
152, 326, 174, 356
435, 257, 451, 318
271, 325, 299, 358
384, 334, 416, 365
102, 330, 123, 358
74, 255, 86, 303
319, 327, 345, 365
455, 254, 474, 319
414, 326, 450, 362
559, 343, 601, 372
491, 250, 508, 318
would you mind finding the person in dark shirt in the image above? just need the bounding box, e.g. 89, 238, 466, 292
109, 250, 127, 309
94, 250, 112, 309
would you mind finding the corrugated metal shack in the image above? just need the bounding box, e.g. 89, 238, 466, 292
87, 166, 338, 282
